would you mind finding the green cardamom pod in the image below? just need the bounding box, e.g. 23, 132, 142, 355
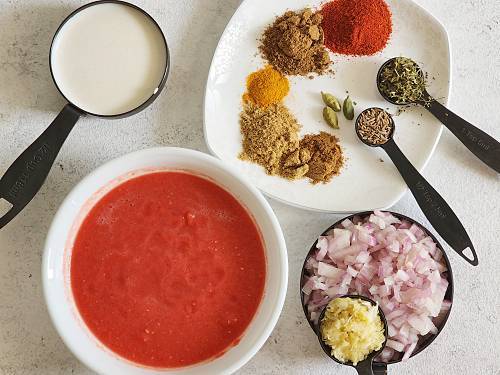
343, 95, 354, 120
323, 107, 339, 129
321, 91, 341, 112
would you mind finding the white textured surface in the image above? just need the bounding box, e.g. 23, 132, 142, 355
0, 0, 498, 374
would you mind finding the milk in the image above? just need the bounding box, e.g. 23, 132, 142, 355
51, 3, 167, 116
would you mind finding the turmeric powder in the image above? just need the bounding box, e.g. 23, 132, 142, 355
244, 66, 290, 107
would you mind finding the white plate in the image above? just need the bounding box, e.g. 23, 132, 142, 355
42, 148, 288, 375
204, 0, 451, 213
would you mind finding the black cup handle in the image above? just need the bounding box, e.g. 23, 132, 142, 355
0, 104, 81, 229
372, 362, 388, 375
381, 138, 478, 266
425, 99, 500, 173
355, 359, 375, 375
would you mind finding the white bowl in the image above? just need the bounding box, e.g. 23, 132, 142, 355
42, 147, 288, 375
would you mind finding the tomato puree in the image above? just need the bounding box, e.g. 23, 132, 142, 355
70, 171, 266, 368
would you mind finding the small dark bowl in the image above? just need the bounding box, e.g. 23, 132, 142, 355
355, 107, 396, 147
316, 295, 389, 373
300, 211, 454, 372
376, 57, 426, 106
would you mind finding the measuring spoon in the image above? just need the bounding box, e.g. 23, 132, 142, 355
0, 1, 170, 230
377, 57, 500, 173
355, 108, 478, 266
316, 295, 388, 375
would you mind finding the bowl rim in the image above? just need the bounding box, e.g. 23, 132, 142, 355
299, 210, 454, 365
42, 147, 288, 374
49, 0, 170, 119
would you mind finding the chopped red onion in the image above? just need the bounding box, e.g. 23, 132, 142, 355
302, 211, 451, 362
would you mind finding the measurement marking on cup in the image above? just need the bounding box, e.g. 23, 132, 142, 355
415, 181, 447, 219
0, 198, 13, 217
461, 127, 490, 150
7, 143, 50, 200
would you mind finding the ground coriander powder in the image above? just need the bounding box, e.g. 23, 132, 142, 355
239, 102, 302, 176
239, 103, 344, 183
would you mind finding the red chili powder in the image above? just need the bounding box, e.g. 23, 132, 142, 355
321, 0, 392, 56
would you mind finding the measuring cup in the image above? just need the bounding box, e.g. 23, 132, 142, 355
300, 211, 454, 374
316, 295, 388, 375
355, 108, 478, 266
0, 0, 169, 229
377, 57, 500, 173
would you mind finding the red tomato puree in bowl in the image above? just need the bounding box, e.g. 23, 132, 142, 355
70, 171, 266, 368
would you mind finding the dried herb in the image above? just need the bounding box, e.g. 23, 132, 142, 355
356, 108, 394, 145
323, 107, 339, 129
343, 95, 354, 120
379, 57, 427, 104
321, 91, 341, 111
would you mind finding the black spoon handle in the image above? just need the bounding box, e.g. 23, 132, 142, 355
0, 104, 81, 229
372, 362, 387, 375
425, 98, 500, 173
381, 139, 478, 266
355, 359, 375, 375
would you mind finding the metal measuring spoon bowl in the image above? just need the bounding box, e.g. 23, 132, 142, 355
355, 108, 478, 266
376, 57, 428, 106
355, 107, 395, 147
376, 57, 500, 173
316, 295, 388, 375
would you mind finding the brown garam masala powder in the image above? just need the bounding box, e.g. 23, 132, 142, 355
260, 8, 331, 76
299, 132, 344, 184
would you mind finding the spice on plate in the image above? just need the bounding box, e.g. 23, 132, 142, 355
260, 8, 331, 76
323, 107, 339, 129
239, 102, 304, 178
320, 297, 385, 365
239, 102, 344, 183
298, 132, 344, 184
379, 57, 428, 104
321, 0, 392, 56
243, 65, 290, 107
343, 95, 355, 120
321, 91, 341, 112
356, 108, 393, 145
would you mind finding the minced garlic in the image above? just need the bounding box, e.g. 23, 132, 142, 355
320, 297, 385, 365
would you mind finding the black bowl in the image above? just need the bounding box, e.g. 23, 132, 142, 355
316, 294, 389, 373
300, 211, 454, 372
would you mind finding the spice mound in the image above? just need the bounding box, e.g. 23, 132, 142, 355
320, 297, 386, 366
239, 66, 344, 184
321, 0, 392, 56
357, 108, 394, 145
260, 8, 331, 76
239, 102, 302, 177
379, 57, 427, 104
239, 102, 344, 184
244, 65, 290, 107
299, 132, 343, 184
